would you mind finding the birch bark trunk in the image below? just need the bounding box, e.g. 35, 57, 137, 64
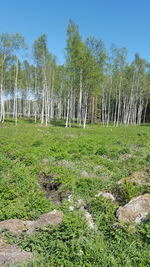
13, 57, 19, 125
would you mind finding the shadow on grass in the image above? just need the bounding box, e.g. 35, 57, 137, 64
50, 120, 81, 128
5, 118, 36, 124
3, 119, 14, 123
4, 117, 92, 128
23, 118, 36, 123
140, 123, 150, 127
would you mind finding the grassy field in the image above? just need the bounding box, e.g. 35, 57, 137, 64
0, 119, 150, 266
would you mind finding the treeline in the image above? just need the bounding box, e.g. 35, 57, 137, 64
0, 20, 150, 127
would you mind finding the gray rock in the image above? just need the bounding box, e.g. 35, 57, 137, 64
0, 241, 33, 266
116, 194, 150, 224
95, 191, 116, 202
83, 209, 95, 230
79, 206, 95, 230
77, 199, 86, 209
117, 170, 150, 186
36, 210, 63, 227
0, 210, 63, 235
27, 210, 63, 234
0, 219, 34, 235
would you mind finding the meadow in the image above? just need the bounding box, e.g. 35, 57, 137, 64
0, 119, 150, 266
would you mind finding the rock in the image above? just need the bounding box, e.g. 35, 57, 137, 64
83, 209, 95, 230
0, 210, 63, 235
77, 199, 86, 209
0, 210, 63, 264
80, 207, 95, 230
95, 191, 116, 202
117, 170, 150, 186
27, 210, 63, 234
0, 219, 34, 235
0, 241, 33, 266
116, 194, 150, 224
76, 199, 95, 229
36, 210, 63, 227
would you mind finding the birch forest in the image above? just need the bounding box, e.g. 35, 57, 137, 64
0, 20, 150, 127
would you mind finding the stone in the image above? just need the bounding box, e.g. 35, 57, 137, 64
0, 210, 63, 265
83, 209, 95, 230
79, 206, 95, 230
116, 194, 150, 224
0, 219, 34, 235
27, 210, 63, 234
0, 210, 63, 235
0, 241, 33, 266
36, 210, 63, 227
117, 170, 150, 186
95, 191, 116, 202
77, 199, 86, 209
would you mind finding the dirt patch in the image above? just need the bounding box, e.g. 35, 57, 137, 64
39, 172, 70, 205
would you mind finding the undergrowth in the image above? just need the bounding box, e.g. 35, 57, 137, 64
0, 118, 150, 266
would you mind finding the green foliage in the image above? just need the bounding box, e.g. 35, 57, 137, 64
18, 213, 105, 266
87, 196, 118, 234
138, 217, 150, 243
112, 181, 145, 204
0, 121, 150, 266
95, 145, 108, 156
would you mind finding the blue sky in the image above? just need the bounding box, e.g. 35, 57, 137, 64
0, 0, 149, 64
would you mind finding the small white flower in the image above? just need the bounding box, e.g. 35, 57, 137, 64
68, 194, 73, 202
69, 205, 74, 211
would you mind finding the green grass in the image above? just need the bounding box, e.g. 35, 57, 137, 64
0, 118, 150, 266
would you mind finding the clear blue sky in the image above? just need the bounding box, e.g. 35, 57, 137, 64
0, 0, 149, 64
